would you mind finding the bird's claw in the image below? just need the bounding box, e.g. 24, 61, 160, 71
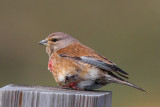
59, 81, 80, 90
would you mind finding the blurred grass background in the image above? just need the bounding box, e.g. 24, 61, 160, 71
0, 0, 160, 107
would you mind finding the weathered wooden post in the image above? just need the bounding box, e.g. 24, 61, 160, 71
0, 84, 112, 107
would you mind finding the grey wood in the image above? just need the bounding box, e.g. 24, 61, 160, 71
0, 84, 112, 107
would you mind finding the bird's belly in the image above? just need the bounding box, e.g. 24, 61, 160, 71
57, 72, 66, 83
53, 67, 79, 84
77, 67, 107, 90
77, 80, 109, 90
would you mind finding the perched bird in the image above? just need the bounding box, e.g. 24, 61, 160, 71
39, 32, 146, 92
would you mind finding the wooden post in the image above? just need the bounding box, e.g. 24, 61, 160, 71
0, 84, 112, 107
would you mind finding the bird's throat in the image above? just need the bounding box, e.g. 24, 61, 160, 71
46, 45, 54, 56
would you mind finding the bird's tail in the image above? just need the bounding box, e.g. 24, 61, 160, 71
120, 80, 147, 92
106, 75, 147, 92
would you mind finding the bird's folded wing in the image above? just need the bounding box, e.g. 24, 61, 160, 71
59, 54, 129, 79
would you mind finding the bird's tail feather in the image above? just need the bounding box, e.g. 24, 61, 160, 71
106, 75, 147, 92
121, 81, 147, 92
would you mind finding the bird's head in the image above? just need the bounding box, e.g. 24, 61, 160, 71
39, 32, 78, 55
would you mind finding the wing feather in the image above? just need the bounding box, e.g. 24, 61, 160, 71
59, 54, 129, 79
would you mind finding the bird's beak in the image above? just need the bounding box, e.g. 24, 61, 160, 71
38, 39, 48, 45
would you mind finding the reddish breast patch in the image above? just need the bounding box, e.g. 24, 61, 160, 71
48, 58, 53, 71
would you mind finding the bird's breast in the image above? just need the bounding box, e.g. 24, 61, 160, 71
49, 53, 80, 83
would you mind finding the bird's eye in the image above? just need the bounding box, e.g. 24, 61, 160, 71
52, 39, 58, 42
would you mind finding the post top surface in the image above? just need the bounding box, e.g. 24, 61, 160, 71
0, 84, 111, 96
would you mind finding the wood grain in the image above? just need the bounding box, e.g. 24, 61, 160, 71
0, 84, 112, 107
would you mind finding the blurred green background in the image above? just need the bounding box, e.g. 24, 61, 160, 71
0, 0, 160, 107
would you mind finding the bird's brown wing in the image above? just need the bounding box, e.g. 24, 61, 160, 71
57, 42, 129, 79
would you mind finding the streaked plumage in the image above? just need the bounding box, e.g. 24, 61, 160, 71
39, 32, 146, 92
